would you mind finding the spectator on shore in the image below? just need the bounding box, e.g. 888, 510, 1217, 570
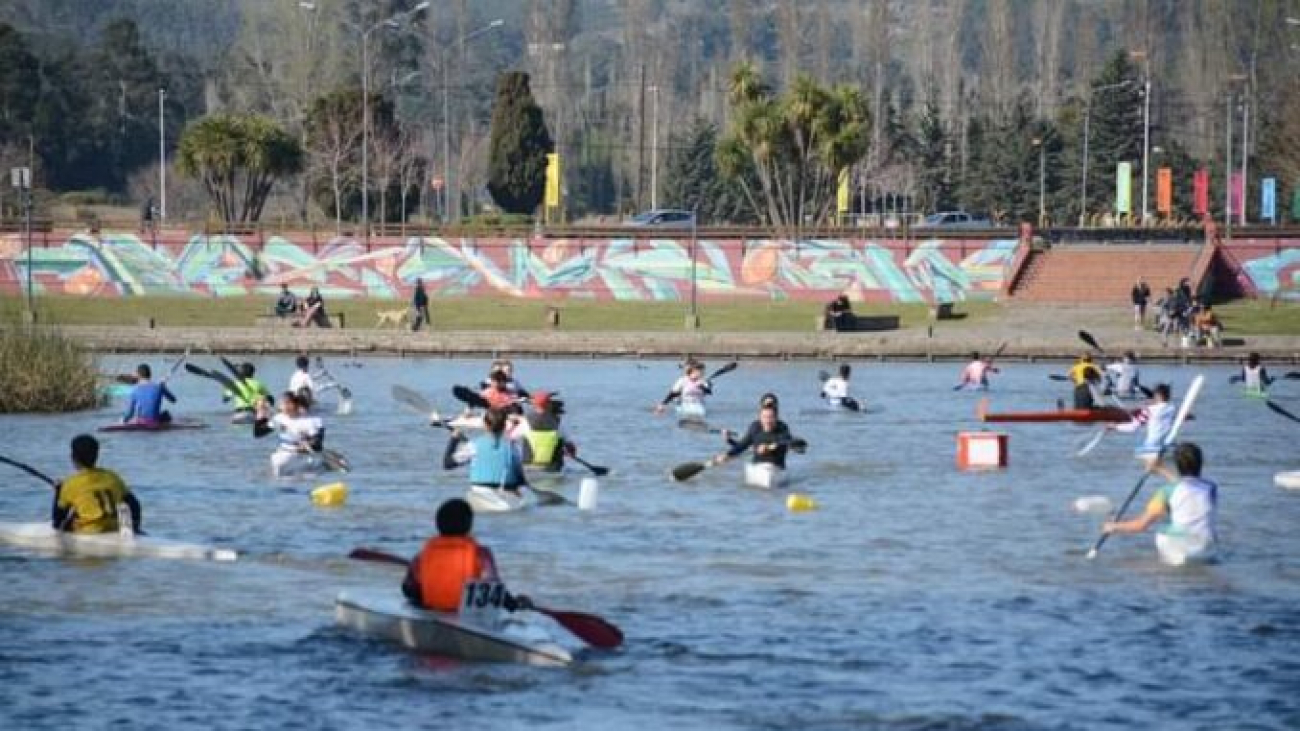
140, 196, 155, 232
825, 294, 852, 331
1131, 277, 1151, 330
412, 278, 431, 332
274, 284, 300, 318
1194, 304, 1222, 348
297, 287, 331, 328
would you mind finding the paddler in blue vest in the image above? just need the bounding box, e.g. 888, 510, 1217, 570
121, 363, 175, 424
511, 391, 575, 472
223, 362, 271, 418
443, 408, 528, 497
53, 434, 142, 534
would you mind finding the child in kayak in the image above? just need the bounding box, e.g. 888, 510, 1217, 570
821, 364, 861, 411
654, 361, 712, 415
53, 434, 142, 534
1103, 442, 1218, 564
443, 408, 529, 497
1230, 352, 1273, 396
122, 363, 176, 424
957, 352, 998, 390
1109, 383, 1176, 466
402, 498, 531, 612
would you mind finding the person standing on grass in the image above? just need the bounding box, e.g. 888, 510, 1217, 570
1131, 277, 1151, 330
412, 278, 431, 332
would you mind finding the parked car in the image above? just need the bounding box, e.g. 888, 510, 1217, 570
626, 209, 697, 228
913, 211, 994, 229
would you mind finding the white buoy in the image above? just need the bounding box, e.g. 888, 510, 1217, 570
1072, 495, 1113, 514
578, 478, 599, 511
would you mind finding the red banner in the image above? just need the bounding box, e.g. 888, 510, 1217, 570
1156, 168, 1173, 215
1193, 169, 1209, 218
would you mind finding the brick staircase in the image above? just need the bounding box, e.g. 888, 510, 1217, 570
1008, 244, 1204, 302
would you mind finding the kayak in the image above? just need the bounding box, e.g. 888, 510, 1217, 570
523, 464, 570, 487
98, 419, 207, 433
1155, 533, 1216, 566
978, 404, 1134, 424
676, 400, 707, 422
466, 485, 531, 513
0, 521, 237, 562
744, 462, 786, 490
448, 413, 487, 430
1243, 389, 1269, 400
231, 410, 256, 425
270, 450, 343, 478
1274, 471, 1300, 490
334, 589, 571, 667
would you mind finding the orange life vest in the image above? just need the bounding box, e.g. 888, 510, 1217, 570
482, 386, 515, 410
414, 535, 485, 612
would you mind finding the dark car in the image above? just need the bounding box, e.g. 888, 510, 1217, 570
626, 209, 697, 228
913, 211, 994, 229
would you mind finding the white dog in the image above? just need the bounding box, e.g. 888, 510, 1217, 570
374, 308, 410, 329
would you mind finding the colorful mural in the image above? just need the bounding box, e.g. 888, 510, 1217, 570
0, 231, 1024, 303
1219, 240, 1300, 301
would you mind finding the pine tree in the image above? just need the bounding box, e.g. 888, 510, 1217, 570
914, 98, 952, 213
486, 72, 552, 215
1084, 51, 1143, 219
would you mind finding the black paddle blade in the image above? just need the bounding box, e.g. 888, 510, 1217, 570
789, 438, 809, 454
1266, 400, 1300, 424
572, 456, 611, 476
1048, 374, 1071, 381
452, 385, 491, 409
1078, 330, 1103, 353
993, 341, 1009, 358
708, 361, 738, 381
671, 461, 708, 482
1284, 371, 1300, 380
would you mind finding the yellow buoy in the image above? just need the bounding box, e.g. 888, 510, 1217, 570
786, 493, 817, 512
311, 482, 348, 507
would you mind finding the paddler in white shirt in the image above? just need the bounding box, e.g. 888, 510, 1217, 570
820, 364, 861, 411
1103, 442, 1218, 564
1231, 352, 1273, 396
654, 361, 712, 415
1109, 383, 1176, 467
1105, 351, 1142, 398
254, 392, 327, 476
288, 355, 316, 408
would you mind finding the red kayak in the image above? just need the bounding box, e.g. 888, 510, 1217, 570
98, 420, 208, 433
977, 399, 1134, 424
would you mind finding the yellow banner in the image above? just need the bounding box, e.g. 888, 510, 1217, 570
836, 168, 850, 215
545, 153, 561, 208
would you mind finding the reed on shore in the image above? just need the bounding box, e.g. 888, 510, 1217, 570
0, 324, 99, 413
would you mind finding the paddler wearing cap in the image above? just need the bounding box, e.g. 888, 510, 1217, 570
402, 498, 532, 612
510, 391, 576, 472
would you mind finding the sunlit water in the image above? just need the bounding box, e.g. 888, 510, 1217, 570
1, 357, 1298, 730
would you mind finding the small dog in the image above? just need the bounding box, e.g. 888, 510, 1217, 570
374, 308, 410, 329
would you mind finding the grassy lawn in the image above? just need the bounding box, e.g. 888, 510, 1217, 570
1, 295, 1003, 332
1213, 299, 1300, 336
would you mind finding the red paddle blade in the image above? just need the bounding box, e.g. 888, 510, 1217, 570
348, 547, 410, 567
536, 608, 624, 649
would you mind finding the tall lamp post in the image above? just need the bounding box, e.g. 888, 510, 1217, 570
158, 88, 166, 223
1129, 50, 1152, 225
1032, 136, 1046, 228
442, 18, 504, 224
1079, 79, 1135, 227
361, 1, 429, 241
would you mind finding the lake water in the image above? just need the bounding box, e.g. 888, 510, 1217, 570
2, 357, 1298, 731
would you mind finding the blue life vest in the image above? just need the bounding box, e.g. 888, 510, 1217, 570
468, 434, 524, 488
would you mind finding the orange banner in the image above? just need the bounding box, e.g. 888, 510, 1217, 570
1156, 167, 1172, 215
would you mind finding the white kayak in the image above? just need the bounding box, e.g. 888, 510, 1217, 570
744, 462, 787, 490
1274, 471, 1300, 490
676, 400, 707, 421
0, 521, 237, 562
448, 413, 487, 430
271, 451, 333, 478
334, 589, 571, 667
466, 485, 531, 513
1155, 533, 1216, 567
231, 410, 256, 425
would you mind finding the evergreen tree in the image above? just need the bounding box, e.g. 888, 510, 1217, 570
913, 98, 952, 213
486, 72, 552, 215
0, 24, 39, 144
661, 119, 756, 225
1083, 51, 1143, 219
84, 19, 167, 191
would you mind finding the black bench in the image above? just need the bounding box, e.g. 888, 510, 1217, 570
818, 314, 901, 332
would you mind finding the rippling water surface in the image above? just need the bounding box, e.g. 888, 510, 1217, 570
2, 357, 1298, 730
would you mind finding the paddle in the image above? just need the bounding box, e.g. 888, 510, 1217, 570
706, 361, 738, 382
1086, 373, 1204, 560
1265, 400, 1300, 424
1285, 371, 1300, 380
321, 449, 351, 473
670, 438, 808, 482
392, 385, 440, 423
0, 455, 57, 487
1075, 426, 1108, 457
184, 362, 239, 393
452, 385, 491, 410
314, 356, 354, 400
1066, 335, 1154, 398
347, 547, 624, 649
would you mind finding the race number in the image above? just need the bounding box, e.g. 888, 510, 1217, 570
460, 580, 506, 628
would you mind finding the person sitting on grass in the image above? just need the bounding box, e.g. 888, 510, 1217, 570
825, 294, 853, 331
296, 287, 331, 328
274, 284, 299, 318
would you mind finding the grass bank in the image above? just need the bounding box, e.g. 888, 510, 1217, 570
1212, 300, 1300, 336
0, 318, 99, 413
2, 295, 1002, 332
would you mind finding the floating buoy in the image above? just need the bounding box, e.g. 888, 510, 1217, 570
578, 478, 599, 511
1072, 495, 1113, 514
311, 482, 348, 507
957, 431, 1008, 470
786, 493, 817, 512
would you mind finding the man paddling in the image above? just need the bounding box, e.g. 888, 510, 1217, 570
401, 497, 532, 613
1110, 383, 1177, 466
1069, 354, 1102, 386
53, 435, 142, 534
821, 364, 861, 411
121, 363, 176, 424
224, 362, 271, 418
1102, 442, 1218, 564
1073, 367, 1105, 410
288, 355, 316, 408
712, 404, 796, 470
511, 391, 576, 473
443, 408, 529, 498
958, 351, 998, 390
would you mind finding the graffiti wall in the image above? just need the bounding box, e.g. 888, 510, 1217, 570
0, 230, 1022, 304
1217, 240, 1300, 300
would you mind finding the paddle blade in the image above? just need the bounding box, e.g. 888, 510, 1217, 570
708, 361, 738, 381
1075, 427, 1107, 457
1266, 400, 1300, 424
1047, 374, 1071, 382
572, 456, 610, 476
534, 607, 624, 649
349, 547, 410, 567
452, 385, 491, 409
992, 341, 1009, 358
789, 438, 809, 454
671, 461, 708, 482
1284, 371, 1300, 380
322, 449, 351, 473
1078, 330, 1103, 353
392, 385, 434, 414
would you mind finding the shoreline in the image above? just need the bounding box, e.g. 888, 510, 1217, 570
32, 324, 1300, 364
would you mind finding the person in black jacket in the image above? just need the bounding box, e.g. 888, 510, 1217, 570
1130, 277, 1151, 330
412, 278, 431, 332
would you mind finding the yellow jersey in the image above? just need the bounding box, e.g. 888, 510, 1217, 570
57, 467, 130, 533
1069, 361, 1102, 386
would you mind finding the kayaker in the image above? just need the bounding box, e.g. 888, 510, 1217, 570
724, 392, 790, 449
712, 404, 796, 469
821, 364, 861, 411
1102, 441, 1218, 563
511, 391, 575, 473
1072, 367, 1104, 410
224, 362, 271, 418
1068, 354, 1102, 386
254, 391, 326, 476
122, 363, 176, 424
1231, 352, 1273, 394
1110, 383, 1176, 466
480, 359, 529, 400
958, 351, 998, 390
1105, 351, 1142, 398
654, 362, 712, 415
53, 434, 142, 534
480, 370, 522, 413
288, 355, 316, 407
443, 408, 528, 497
401, 498, 532, 613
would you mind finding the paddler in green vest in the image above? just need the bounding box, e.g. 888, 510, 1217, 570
511, 391, 575, 473
223, 362, 272, 416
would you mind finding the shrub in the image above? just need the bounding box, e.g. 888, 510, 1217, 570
0, 325, 100, 413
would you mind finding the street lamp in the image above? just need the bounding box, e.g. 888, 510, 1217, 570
361, 1, 429, 240
158, 88, 166, 224
1032, 136, 1046, 228
1079, 79, 1135, 226
649, 85, 660, 210
442, 18, 504, 224
1129, 50, 1152, 225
